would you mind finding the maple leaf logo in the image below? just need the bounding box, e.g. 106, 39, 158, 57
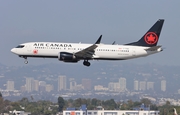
147, 34, 155, 42
144, 32, 158, 45
33, 49, 38, 54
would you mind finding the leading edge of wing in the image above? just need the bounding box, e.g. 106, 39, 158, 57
75, 35, 102, 58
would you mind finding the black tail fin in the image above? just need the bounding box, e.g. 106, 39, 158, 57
126, 19, 164, 47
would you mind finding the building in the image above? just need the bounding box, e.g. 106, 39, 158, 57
94, 85, 108, 91
6, 80, 14, 91
63, 110, 159, 115
46, 84, 54, 92
82, 79, 92, 90
139, 81, 146, 91
74, 84, 84, 91
161, 80, 166, 92
119, 77, 126, 91
147, 82, 154, 90
108, 82, 115, 91
114, 82, 120, 92
58, 75, 67, 91
25, 77, 34, 92
9, 110, 31, 115
108, 82, 120, 92
33, 80, 39, 91
63, 108, 159, 115
178, 89, 180, 94
69, 78, 76, 91
39, 81, 46, 92
134, 80, 138, 91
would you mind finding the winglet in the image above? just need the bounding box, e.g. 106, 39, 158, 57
95, 35, 102, 44
112, 41, 116, 45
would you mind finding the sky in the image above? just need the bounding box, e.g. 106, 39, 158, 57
0, 1, 180, 66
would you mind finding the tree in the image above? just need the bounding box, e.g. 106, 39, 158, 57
11, 102, 22, 111
19, 97, 29, 108
91, 98, 98, 106
127, 100, 134, 110
165, 101, 170, 106
58, 96, 65, 112
140, 98, 152, 105
103, 99, 117, 110
74, 98, 82, 107
150, 104, 158, 110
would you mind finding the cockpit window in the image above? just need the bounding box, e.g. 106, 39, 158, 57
16, 45, 25, 48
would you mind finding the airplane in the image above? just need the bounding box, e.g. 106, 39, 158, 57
11, 19, 164, 67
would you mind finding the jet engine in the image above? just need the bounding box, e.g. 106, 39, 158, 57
58, 52, 78, 62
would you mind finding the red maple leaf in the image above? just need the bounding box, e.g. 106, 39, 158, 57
147, 34, 155, 42
33, 50, 38, 54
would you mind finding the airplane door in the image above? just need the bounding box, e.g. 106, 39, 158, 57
27, 44, 32, 52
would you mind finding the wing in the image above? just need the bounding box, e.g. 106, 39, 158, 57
75, 35, 102, 59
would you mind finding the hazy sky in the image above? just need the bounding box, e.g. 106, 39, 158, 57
0, 1, 180, 66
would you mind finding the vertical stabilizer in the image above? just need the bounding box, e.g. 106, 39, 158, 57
126, 19, 164, 47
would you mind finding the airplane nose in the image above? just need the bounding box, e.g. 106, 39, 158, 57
11, 48, 16, 53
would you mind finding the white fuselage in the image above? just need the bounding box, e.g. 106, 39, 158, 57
10, 19, 164, 66
11, 42, 161, 61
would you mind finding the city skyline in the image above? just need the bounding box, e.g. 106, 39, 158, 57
0, 62, 179, 103
1, 76, 168, 93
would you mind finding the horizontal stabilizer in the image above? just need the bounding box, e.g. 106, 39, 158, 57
145, 46, 161, 51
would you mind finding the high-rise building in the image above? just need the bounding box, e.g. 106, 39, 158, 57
26, 77, 34, 92
161, 80, 166, 92
7, 80, 14, 91
134, 80, 139, 91
114, 82, 120, 92
108, 82, 115, 91
33, 80, 39, 91
82, 79, 92, 90
69, 78, 76, 91
147, 82, 154, 90
39, 81, 46, 92
108, 82, 120, 91
139, 81, 146, 91
119, 77, 126, 91
58, 76, 66, 91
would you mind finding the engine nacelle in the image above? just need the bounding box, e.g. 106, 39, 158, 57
58, 52, 78, 62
